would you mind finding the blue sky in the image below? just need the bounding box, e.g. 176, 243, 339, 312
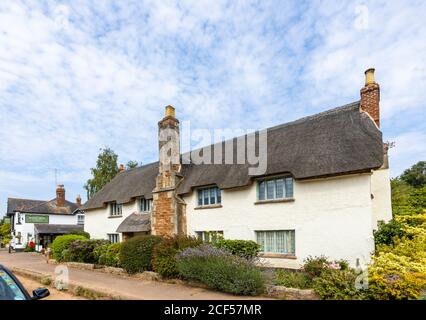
1, 0, 425, 216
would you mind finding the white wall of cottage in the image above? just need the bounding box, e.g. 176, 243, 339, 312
186, 173, 376, 268
370, 167, 393, 229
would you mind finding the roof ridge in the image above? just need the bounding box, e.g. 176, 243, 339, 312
8, 197, 46, 202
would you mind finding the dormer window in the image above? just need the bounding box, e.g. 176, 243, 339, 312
197, 186, 221, 207
258, 176, 294, 201
139, 198, 152, 212
110, 202, 122, 216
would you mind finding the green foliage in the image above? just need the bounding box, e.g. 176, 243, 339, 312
303, 256, 330, 278
96, 243, 122, 267
119, 235, 162, 274
126, 161, 139, 169
391, 178, 426, 215
400, 161, 426, 188
84, 147, 119, 199
274, 269, 313, 289
51, 234, 87, 261
374, 220, 406, 247
0, 222, 11, 244
177, 244, 265, 296
153, 235, 202, 278
213, 239, 260, 258
312, 269, 366, 300
66, 239, 109, 263
69, 230, 90, 239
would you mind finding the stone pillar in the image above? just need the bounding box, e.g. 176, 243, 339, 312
151, 106, 186, 236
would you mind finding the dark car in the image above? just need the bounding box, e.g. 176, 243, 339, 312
0, 265, 50, 300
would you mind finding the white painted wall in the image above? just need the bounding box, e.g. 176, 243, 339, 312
12, 212, 81, 247
371, 168, 393, 229
186, 173, 375, 268
84, 201, 139, 241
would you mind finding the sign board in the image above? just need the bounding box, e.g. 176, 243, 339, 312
25, 214, 49, 224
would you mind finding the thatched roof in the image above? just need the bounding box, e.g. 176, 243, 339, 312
82, 101, 384, 211
116, 213, 151, 233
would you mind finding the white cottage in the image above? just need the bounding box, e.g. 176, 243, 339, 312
82, 69, 392, 268
6, 185, 84, 251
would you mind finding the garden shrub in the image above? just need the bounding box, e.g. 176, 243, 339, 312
119, 235, 162, 273
312, 269, 366, 300
66, 239, 109, 263
303, 256, 330, 278
274, 269, 313, 289
177, 244, 265, 296
94, 244, 109, 264
374, 220, 406, 247
213, 239, 260, 258
51, 234, 86, 261
153, 235, 202, 278
101, 243, 122, 267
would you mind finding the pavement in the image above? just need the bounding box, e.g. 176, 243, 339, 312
0, 249, 269, 300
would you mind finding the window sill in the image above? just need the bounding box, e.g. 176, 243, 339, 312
194, 204, 223, 210
254, 198, 295, 205
259, 253, 297, 259
108, 215, 123, 219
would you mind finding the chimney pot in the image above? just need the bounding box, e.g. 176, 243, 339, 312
165, 105, 175, 118
76, 195, 82, 206
365, 68, 376, 85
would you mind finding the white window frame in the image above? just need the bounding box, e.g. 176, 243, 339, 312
256, 230, 295, 254
108, 233, 120, 244
197, 186, 221, 207
110, 202, 122, 216
196, 231, 224, 243
77, 214, 85, 225
257, 176, 294, 201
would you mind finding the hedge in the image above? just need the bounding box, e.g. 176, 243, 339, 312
119, 235, 162, 273
51, 234, 87, 261
66, 239, 109, 263
213, 239, 260, 258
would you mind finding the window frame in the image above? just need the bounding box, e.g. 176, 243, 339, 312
77, 214, 85, 225
139, 198, 152, 212
108, 233, 120, 244
197, 186, 222, 207
257, 176, 294, 201
109, 202, 122, 216
255, 230, 296, 255
196, 231, 224, 243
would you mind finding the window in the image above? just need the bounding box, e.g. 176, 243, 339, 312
256, 230, 295, 254
197, 187, 221, 206
77, 215, 85, 225
196, 231, 224, 243
257, 176, 293, 201
139, 198, 152, 212
108, 234, 120, 244
110, 202, 122, 216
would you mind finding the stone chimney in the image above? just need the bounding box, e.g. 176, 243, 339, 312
360, 68, 380, 127
76, 195, 82, 206
119, 164, 125, 173
151, 105, 186, 236
56, 185, 65, 207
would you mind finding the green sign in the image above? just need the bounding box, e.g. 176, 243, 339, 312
25, 214, 49, 224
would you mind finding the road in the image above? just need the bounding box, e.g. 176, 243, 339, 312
0, 249, 269, 300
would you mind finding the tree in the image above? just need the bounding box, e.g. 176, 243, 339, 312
84, 147, 119, 199
126, 160, 139, 169
400, 161, 426, 188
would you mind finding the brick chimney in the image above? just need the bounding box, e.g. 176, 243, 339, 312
76, 194, 82, 206
119, 164, 125, 172
151, 105, 186, 236
360, 68, 380, 127
56, 185, 65, 207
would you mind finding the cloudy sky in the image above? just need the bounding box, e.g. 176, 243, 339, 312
0, 0, 425, 216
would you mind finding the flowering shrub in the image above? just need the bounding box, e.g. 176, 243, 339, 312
66, 239, 110, 263
24, 241, 36, 252
303, 256, 349, 279
177, 244, 265, 296
274, 269, 313, 289
152, 235, 202, 278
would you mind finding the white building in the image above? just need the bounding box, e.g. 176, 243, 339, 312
6, 185, 84, 251
82, 69, 392, 268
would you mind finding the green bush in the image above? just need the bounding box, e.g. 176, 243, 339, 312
153, 235, 202, 278
312, 269, 366, 300
374, 220, 406, 247
177, 244, 265, 296
94, 244, 108, 263
66, 239, 109, 263
213, 239, 260, 258
119, 235, 162, 274
51, 234, 87, 261
69, 230, 90, 239
303, 256, 330, 278
274, 269, 313, 289
95, 243, 121, 267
